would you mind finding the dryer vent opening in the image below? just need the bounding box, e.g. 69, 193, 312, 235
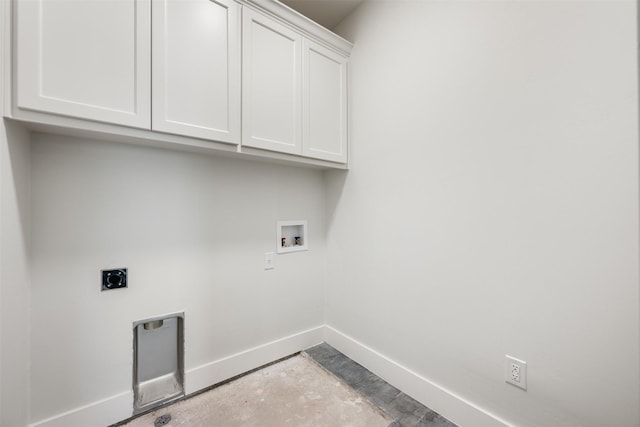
133, 312, 184, 414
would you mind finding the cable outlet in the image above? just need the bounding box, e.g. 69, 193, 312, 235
505, 355, 527, 390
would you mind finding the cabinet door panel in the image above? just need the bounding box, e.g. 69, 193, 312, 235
303, 39, 348, 163
152, 0, 240, 143
242, 8, 302, 155
15, 0, 151, 128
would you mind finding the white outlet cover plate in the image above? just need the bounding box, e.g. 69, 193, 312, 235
505, 355, 527, 390
264, 252, 275, 270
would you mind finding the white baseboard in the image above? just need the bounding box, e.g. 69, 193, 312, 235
324, 325, 511, 427
28, 326, 325, 427
27, 325, 509, 427
29, 391, 132, 427
185, 325, 325, 394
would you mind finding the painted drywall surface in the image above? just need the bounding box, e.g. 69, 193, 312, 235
329, 1, 639, 426
29, 134, 326, 422
0, 1, 32, 424
1, 6, 31, 418
0, 121, 31, 427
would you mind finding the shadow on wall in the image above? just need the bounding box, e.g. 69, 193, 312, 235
3, 119, 30, 242
0, 118, 31, 427
324, 169, 348, 233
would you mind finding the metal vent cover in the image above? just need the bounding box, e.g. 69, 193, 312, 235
133, 312, 185, 414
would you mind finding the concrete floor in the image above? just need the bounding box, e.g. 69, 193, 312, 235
121, 354, 392, 427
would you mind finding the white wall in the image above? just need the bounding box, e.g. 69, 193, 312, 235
328, 1, 639, 426
0, 120, 31, 427
4, 1, 639, 426
1, 0, 32, 422
28, 133, 326, 424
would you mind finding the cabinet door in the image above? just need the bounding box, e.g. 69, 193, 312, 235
152, 0, 240, 144
15, 0, 151, 128
302, 39, 348, 163
242, 8, 302, 155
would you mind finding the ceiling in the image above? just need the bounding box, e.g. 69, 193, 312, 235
279, 0, 364, 29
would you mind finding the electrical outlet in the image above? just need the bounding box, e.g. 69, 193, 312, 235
505, 355, 527, 390
101, 268, 127, 291
510, 362, 520, 382
264, 252, 275, 270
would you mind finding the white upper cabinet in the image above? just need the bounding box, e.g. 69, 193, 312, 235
10, 0, 352, 167
303, 39, 348, 163
15, 0, 151, 128
242, 7, 302, 155
242, 7, 349, 163
152, 0, 240, 144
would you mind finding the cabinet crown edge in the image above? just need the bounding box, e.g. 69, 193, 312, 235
239, 0, 353, 57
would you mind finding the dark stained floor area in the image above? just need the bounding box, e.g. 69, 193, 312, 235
304, 343, 457, 427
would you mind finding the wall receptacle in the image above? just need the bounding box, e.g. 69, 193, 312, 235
101, 268, 127, 291
505, 355, 527, 390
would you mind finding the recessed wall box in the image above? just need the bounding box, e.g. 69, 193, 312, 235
133, 312, 185, 414
277, 220, 308, 253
